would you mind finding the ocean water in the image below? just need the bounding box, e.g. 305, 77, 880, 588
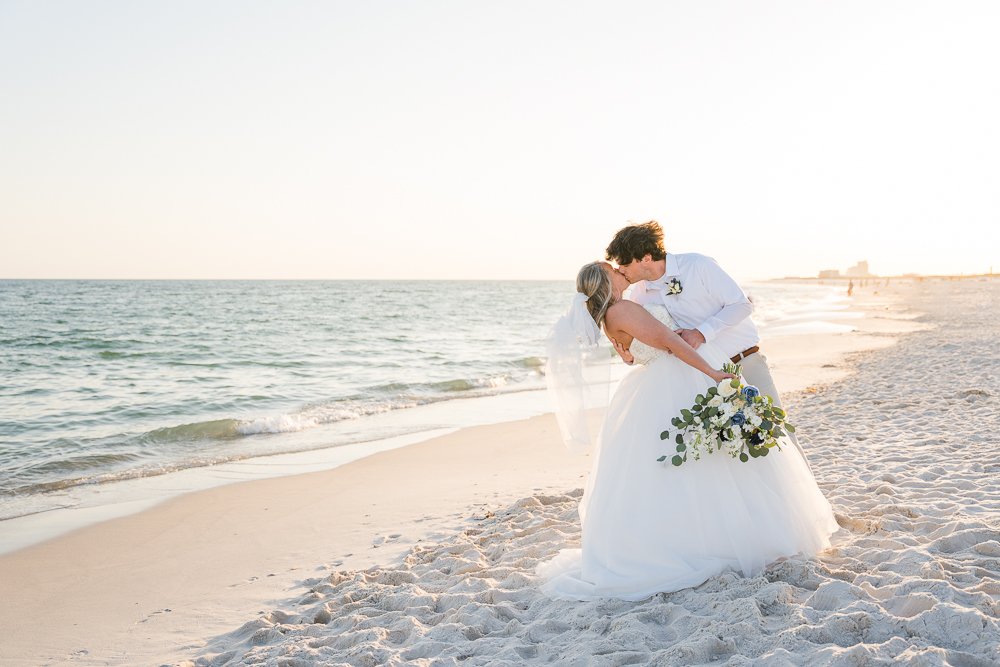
0, 279, 851, 524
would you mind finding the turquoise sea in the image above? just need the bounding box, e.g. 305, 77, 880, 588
0, 279, 854, 527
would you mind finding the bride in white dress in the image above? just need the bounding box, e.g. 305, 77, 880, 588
539, 261, 840, 601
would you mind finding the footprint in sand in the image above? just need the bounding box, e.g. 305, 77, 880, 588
373, 533, 404, 548
228, 575, 260, 588
835, 513, 880, 535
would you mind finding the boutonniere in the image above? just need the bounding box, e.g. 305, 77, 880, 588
666, 278, 682, 295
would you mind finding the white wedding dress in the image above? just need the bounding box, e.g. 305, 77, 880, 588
539, 304, 840, 601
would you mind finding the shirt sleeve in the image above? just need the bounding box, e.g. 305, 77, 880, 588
692, 256, 754, 342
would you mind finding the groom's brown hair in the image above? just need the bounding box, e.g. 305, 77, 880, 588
605, 221, 666, 264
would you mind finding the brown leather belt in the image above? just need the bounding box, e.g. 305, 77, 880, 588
730, 346, 760, 364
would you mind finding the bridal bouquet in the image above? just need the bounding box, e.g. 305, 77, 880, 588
657, 363, 795, 467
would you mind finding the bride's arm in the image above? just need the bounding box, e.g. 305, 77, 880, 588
605, 301, 734, 383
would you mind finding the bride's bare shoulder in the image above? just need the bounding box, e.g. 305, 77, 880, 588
606, 299, 646, 324
608, 300, 645, 315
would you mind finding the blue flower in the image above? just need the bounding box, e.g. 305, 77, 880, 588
730, 412, 747, 427
741, 385, 760, 400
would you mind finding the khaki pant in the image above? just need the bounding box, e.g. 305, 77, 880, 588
737, 351, 814, 474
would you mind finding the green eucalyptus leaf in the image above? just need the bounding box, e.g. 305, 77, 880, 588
656, 455, 667, 462
671, 455, 684, 466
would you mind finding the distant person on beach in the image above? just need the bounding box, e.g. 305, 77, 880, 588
848, 280, 854, 296
539, 221, 837, 600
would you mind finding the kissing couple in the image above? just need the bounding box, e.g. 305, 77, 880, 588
539, 221, 840, 601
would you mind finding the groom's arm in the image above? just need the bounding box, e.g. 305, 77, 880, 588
692, 256, 753, 343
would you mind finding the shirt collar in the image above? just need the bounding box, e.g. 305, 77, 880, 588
664, 253, 680, 278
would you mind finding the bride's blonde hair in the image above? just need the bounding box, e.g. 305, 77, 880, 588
576, 262, 613, 329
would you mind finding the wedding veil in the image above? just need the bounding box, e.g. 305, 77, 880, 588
544, 293, 612, 454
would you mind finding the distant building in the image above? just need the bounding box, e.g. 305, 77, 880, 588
818, 269, 841, 279
845, 261, 874, 277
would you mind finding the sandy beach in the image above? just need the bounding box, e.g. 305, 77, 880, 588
3, 279, 999, 666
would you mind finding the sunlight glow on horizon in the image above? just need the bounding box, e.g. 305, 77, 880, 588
1, 1, 997, 282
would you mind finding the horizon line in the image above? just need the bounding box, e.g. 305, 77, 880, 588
2, 273, 996, 282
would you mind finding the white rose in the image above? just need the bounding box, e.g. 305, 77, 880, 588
718, 380, 739, 398
720, 402, 735, 417
708, 395, 724, 408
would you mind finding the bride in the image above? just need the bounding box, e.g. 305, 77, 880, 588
539, 261, 839, 601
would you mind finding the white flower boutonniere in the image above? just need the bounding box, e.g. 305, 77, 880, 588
666, 278, 682, 295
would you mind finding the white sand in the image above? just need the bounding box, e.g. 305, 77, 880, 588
4, 279, 998, 666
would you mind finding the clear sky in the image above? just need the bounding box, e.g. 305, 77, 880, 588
1, 1, 997, 281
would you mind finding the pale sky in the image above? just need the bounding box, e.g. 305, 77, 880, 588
1, 1, 997, 281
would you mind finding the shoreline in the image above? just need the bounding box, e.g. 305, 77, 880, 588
0, 285, 930, 665
0, 382, 565, 556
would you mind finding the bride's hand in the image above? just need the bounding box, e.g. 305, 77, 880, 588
610, 337, 634, 365
709, 370, 737, 384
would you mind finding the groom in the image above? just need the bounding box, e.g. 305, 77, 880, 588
605, 221, 812, 471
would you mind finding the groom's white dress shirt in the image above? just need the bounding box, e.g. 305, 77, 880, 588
625, 252, 759, 360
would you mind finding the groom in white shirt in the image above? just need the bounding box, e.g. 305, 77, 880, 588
606, 220, 812, 471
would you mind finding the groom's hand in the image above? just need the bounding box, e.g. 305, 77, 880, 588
676, 328, 706, 349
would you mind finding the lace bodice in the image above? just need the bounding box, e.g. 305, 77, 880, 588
629, 304, 678, 365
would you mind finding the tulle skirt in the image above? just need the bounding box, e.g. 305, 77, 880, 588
538, 343, 840, 601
